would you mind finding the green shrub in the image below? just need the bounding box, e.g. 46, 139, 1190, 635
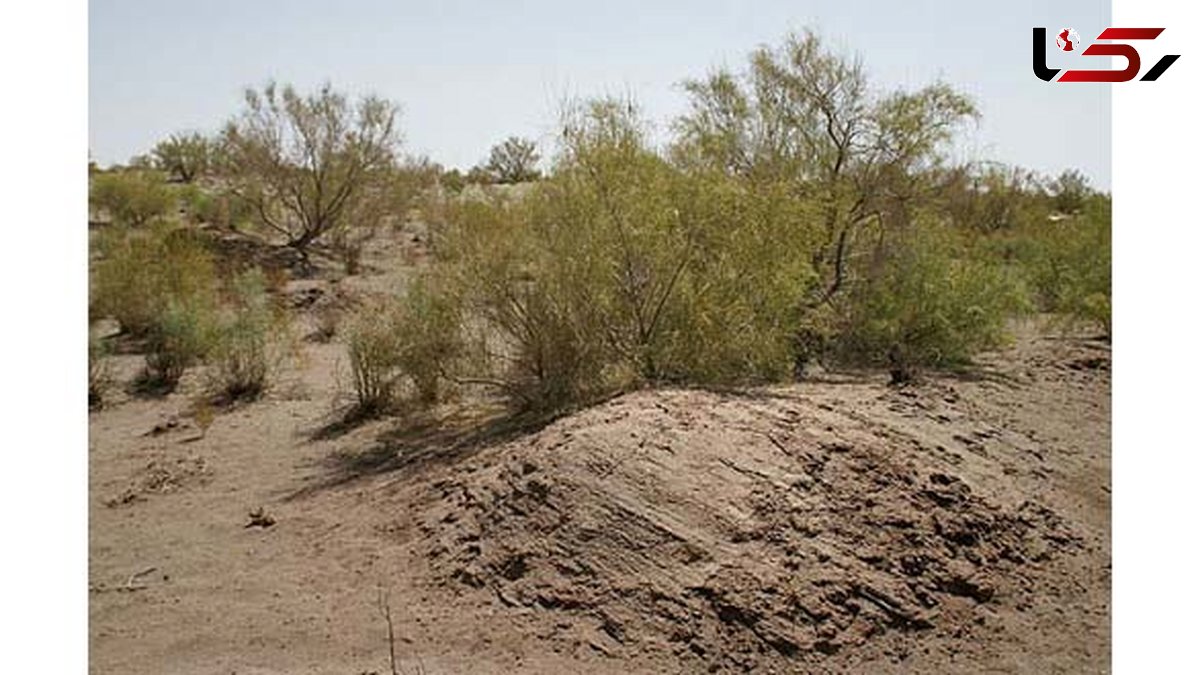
151, 132, 213, 183
140, 298, 217, 392
208, 270, 282, 402
393, 277, 462, 405
432, 185, 610, 410
89, 171, 174, 227
91, 223, 219, 336
831, 218, 1029, 382
345, 303, 404, 416
1021, 197, 1111, 336
418, 99, 821, 411
89, 334, 111, 409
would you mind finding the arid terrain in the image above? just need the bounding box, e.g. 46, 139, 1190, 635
89, 226, 1110, 674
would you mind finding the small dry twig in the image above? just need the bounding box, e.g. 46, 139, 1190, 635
122, 566, 158, 592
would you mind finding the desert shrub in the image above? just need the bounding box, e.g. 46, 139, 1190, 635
484, 136, 542, 184
221, 82, 401, 252
89, 334, 111, 409
311, 303, 341, 342
140, 298, 217, 391
391, 156, 443, 221
184, 188, 256, 229
207, 270, 282, 402
1020, 195, 1111, 335
151, 132, 213, 183
330, 226, 370, 275
1050, 169, 1091, 215
91, 223, 219, 336
373, 33, 1095, 413
674, 30, 977, 311
418, 99, 821, 411
439, 168, 466, 193
430, 170, 610, 410
89, 171, 174, 227
831, 218, 1029, 382
392, 277, 463, 405
345, 303, 404, 416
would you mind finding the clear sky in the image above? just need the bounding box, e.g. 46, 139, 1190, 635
89, 0, 1111, 189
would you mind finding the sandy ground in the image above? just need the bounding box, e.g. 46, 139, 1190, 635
89, 235, 1109, 674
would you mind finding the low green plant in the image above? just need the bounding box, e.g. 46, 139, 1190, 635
393, 277, 462, 405
207, 270, 283, 402
140, 298, 217, 392
345, 303, 404, 416
89, 171, 174, 227
89, 333, 111, 409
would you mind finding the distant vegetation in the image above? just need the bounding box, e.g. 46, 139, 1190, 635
89, 30, 1110, 416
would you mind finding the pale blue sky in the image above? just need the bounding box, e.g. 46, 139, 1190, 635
89, 0, 1111, 189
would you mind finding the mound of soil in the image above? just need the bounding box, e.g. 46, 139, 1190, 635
415, 385, 1090, 672
89, 318, 1108, 674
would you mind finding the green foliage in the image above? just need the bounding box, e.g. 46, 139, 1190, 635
938, 164, 1045, 233
345, 302, 404, 416
221, 82, 402, 250
92, 223, 219, 336
419, 97, 823, 410
152, 132, 213, 183
208, 270, 283, 402
89, 333, 111, 409
1050, 169, 1092, 215
180, 187, 255, 229
89, 171, 174, 227
439, 168, 466, 193
675, 30, 978, 307
832, 219, 1029, 382
141, 297, 218, 392
484, 136, 542, 184
1021, 196, 1111, 335
392, 277, 463, 405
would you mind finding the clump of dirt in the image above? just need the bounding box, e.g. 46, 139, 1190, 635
417, 389, 1083, 671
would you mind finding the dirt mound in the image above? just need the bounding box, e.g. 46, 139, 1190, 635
416, 388, 1083, 671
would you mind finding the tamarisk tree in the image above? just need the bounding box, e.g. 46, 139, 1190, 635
222, 82, 401, 253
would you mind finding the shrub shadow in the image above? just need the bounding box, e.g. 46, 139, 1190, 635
287, 407, 560, 500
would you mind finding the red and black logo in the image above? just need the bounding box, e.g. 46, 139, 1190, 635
1033, 27, 1180, 82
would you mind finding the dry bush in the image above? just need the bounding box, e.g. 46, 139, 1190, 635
89, 171, 174, 227
311, 303, 342, 342
330, 226, 370, 276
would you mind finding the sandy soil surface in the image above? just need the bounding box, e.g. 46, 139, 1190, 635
89, 238, 1110, 674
